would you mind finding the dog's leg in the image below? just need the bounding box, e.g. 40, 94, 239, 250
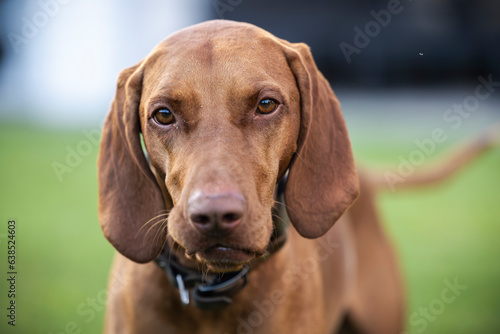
344, 177, 405, 334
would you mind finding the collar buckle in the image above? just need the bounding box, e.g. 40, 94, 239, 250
175, 274, 191, 306
156, 255, 250, 310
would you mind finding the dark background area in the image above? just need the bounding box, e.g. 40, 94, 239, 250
205, 0, 500, 87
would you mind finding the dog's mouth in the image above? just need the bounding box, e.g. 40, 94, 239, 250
185, 244, 262, 273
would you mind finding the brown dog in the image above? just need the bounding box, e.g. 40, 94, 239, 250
97, 20, 405, 333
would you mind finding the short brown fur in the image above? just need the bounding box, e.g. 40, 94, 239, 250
98, 20, 406, 333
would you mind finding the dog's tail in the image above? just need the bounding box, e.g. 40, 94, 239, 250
367, 124, 500, 192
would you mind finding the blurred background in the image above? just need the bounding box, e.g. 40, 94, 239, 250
0, 0, 499, 333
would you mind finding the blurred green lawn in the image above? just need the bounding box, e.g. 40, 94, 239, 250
0, 122, 499, 333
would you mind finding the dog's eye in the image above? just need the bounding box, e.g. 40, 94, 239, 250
153, 109, 175, 125
257, 99, 277, 114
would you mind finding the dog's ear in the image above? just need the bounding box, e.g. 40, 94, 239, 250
97, 63, 167, 263
283, 42, 359, 238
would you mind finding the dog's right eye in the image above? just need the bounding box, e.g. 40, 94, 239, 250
257, 99, 278, 114
153, 109, 175, 125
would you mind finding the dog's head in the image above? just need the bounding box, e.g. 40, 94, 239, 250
97, 20, 358, 272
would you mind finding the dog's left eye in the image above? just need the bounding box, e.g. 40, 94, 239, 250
153, 109, 175, 125
257, 99, 278, 114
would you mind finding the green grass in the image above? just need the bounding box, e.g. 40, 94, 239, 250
0, 122, 499, 333
351, 131, 500, 334
0, 123, 114, 334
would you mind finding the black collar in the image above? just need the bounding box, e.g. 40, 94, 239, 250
155, 176, 289, 310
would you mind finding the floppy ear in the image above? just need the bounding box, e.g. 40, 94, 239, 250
97, 63, 167, 263
283, 43, 359, 238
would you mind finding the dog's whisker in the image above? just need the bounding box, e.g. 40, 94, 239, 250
167, 240, 181, 264
138, 211, 170, 233
273, 199, 285, 207
293, 151, 306, 166
201, 263, 211, 281
272, 213, 288, 226
141, 211, 169, 237
138, 212, 170, 256
274, 199, 301, 218
151, 219, 169, 248
147, 216, 168, 232
149, 221, 169, 257
135, 216, 167, 245
143, 216, 168, 240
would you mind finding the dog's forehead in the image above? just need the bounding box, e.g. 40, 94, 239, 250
157, 20, 279, 56
142, 21, 291, 95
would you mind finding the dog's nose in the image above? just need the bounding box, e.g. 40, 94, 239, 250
188, 192, 245, 234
